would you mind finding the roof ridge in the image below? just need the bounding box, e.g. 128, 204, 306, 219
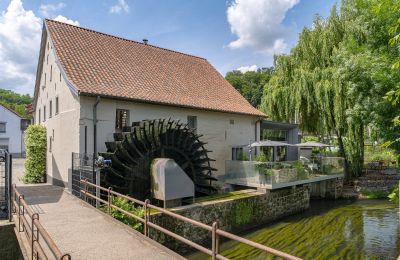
0, 103, 24, 118
45, 19, 207, 61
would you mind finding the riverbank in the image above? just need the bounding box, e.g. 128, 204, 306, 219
188, 199, 400, 259
342, 170, 399, 199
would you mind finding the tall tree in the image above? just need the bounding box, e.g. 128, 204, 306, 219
226, 68, 274, 108
261, 1, 400, 179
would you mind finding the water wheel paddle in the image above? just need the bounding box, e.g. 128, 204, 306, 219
99, 119, 217, 200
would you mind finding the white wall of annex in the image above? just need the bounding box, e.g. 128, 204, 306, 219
79, 96, 260, 178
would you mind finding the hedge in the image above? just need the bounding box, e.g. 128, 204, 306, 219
23, 125, 47, 183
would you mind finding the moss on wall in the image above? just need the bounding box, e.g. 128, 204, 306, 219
150, 186, 310, 255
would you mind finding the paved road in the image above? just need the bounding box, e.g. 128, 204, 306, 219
12, 158, 25, 186
12, 159, 182, 260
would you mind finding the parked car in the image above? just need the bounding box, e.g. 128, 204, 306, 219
0, 149, 5, 162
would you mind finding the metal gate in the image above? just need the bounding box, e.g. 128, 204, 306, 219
71, 153, 96, 205
0, 151, 11, 219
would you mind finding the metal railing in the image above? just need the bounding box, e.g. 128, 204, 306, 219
11, 185, 71, 260
80, 179, 301, 260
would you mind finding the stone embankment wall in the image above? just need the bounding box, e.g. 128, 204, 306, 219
310, 177, 344, 199
355, 171, 399, 193
150, 187, 310, 254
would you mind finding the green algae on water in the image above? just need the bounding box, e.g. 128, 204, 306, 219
188, 200, 399, 260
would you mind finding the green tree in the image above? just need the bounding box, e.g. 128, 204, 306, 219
0, 88, 32, 118
261, 1, 400, 179
225, 68, 274, 108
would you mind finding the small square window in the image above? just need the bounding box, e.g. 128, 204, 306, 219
0, 122, 6, 133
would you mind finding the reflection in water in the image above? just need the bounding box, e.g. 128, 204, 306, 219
188, 200, 400, 260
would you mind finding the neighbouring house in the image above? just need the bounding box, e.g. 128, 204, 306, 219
0, 104, 30, 157
32, 19, 268, 187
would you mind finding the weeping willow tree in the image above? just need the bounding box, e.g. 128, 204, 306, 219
261, 0, 400, 179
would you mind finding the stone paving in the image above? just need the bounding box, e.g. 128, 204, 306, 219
12, 159, 182, 260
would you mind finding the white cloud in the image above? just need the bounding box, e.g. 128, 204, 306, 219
110, 0, 130, 14
54, 15, 79, 26
0, 0, 41, 94
39, 2, 65, 17
227, 0, 299, 54
237, 65, 258, 73
0, 0, 79, 95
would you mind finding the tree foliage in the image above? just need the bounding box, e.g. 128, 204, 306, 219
0, 88, 32, 118
23, 125, 47, 183
260, 0, 400, 179
225, 67, 274, 108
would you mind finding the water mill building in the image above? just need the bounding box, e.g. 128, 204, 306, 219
32, 19, 270, 187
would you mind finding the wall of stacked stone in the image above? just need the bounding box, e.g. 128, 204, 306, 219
355, 171, 399, 193
149, 186, 310, 255
325, 177, 344, 199
310, 177, 344, 199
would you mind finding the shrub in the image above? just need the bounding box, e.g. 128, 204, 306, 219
255, 153, 268, 162
101, 196, 144, 232
23, 125, 47, 183
361, 190, 389, 199
388, 187, 399, 203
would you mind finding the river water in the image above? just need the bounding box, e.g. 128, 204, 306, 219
188, 199, 400, 260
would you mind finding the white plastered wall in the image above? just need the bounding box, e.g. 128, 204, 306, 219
0, 105, 23, 155
79, 97, 260, 179
34, 35, 81, 186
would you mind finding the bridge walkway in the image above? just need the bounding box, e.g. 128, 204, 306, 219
15, 184, 183, 260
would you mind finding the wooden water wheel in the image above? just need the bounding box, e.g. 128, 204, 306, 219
99, 119, 217, 200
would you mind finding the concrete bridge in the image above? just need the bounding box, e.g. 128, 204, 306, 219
7, 159, 182, 259
13, 184, 182, 259
5, 158, 300, 260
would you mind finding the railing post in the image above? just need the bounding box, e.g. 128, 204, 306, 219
7, 154, 12, 222
18, 194, 24, 232
212, 221, 219, 260
107, 187, 113, 215
31, 213, 39, 260
12, 184, 16, 215
84, 178, 88, 203
144, 199, 150, 237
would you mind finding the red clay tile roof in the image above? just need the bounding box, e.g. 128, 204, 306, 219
45, 19, 265, 117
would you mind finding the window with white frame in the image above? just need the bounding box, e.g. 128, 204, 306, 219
0, 122, 6, 133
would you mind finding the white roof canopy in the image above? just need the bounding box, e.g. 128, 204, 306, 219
249, 140, 292, 147
295, 141, 331, 148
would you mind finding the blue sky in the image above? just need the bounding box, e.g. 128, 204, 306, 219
0, 0, 337, 95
